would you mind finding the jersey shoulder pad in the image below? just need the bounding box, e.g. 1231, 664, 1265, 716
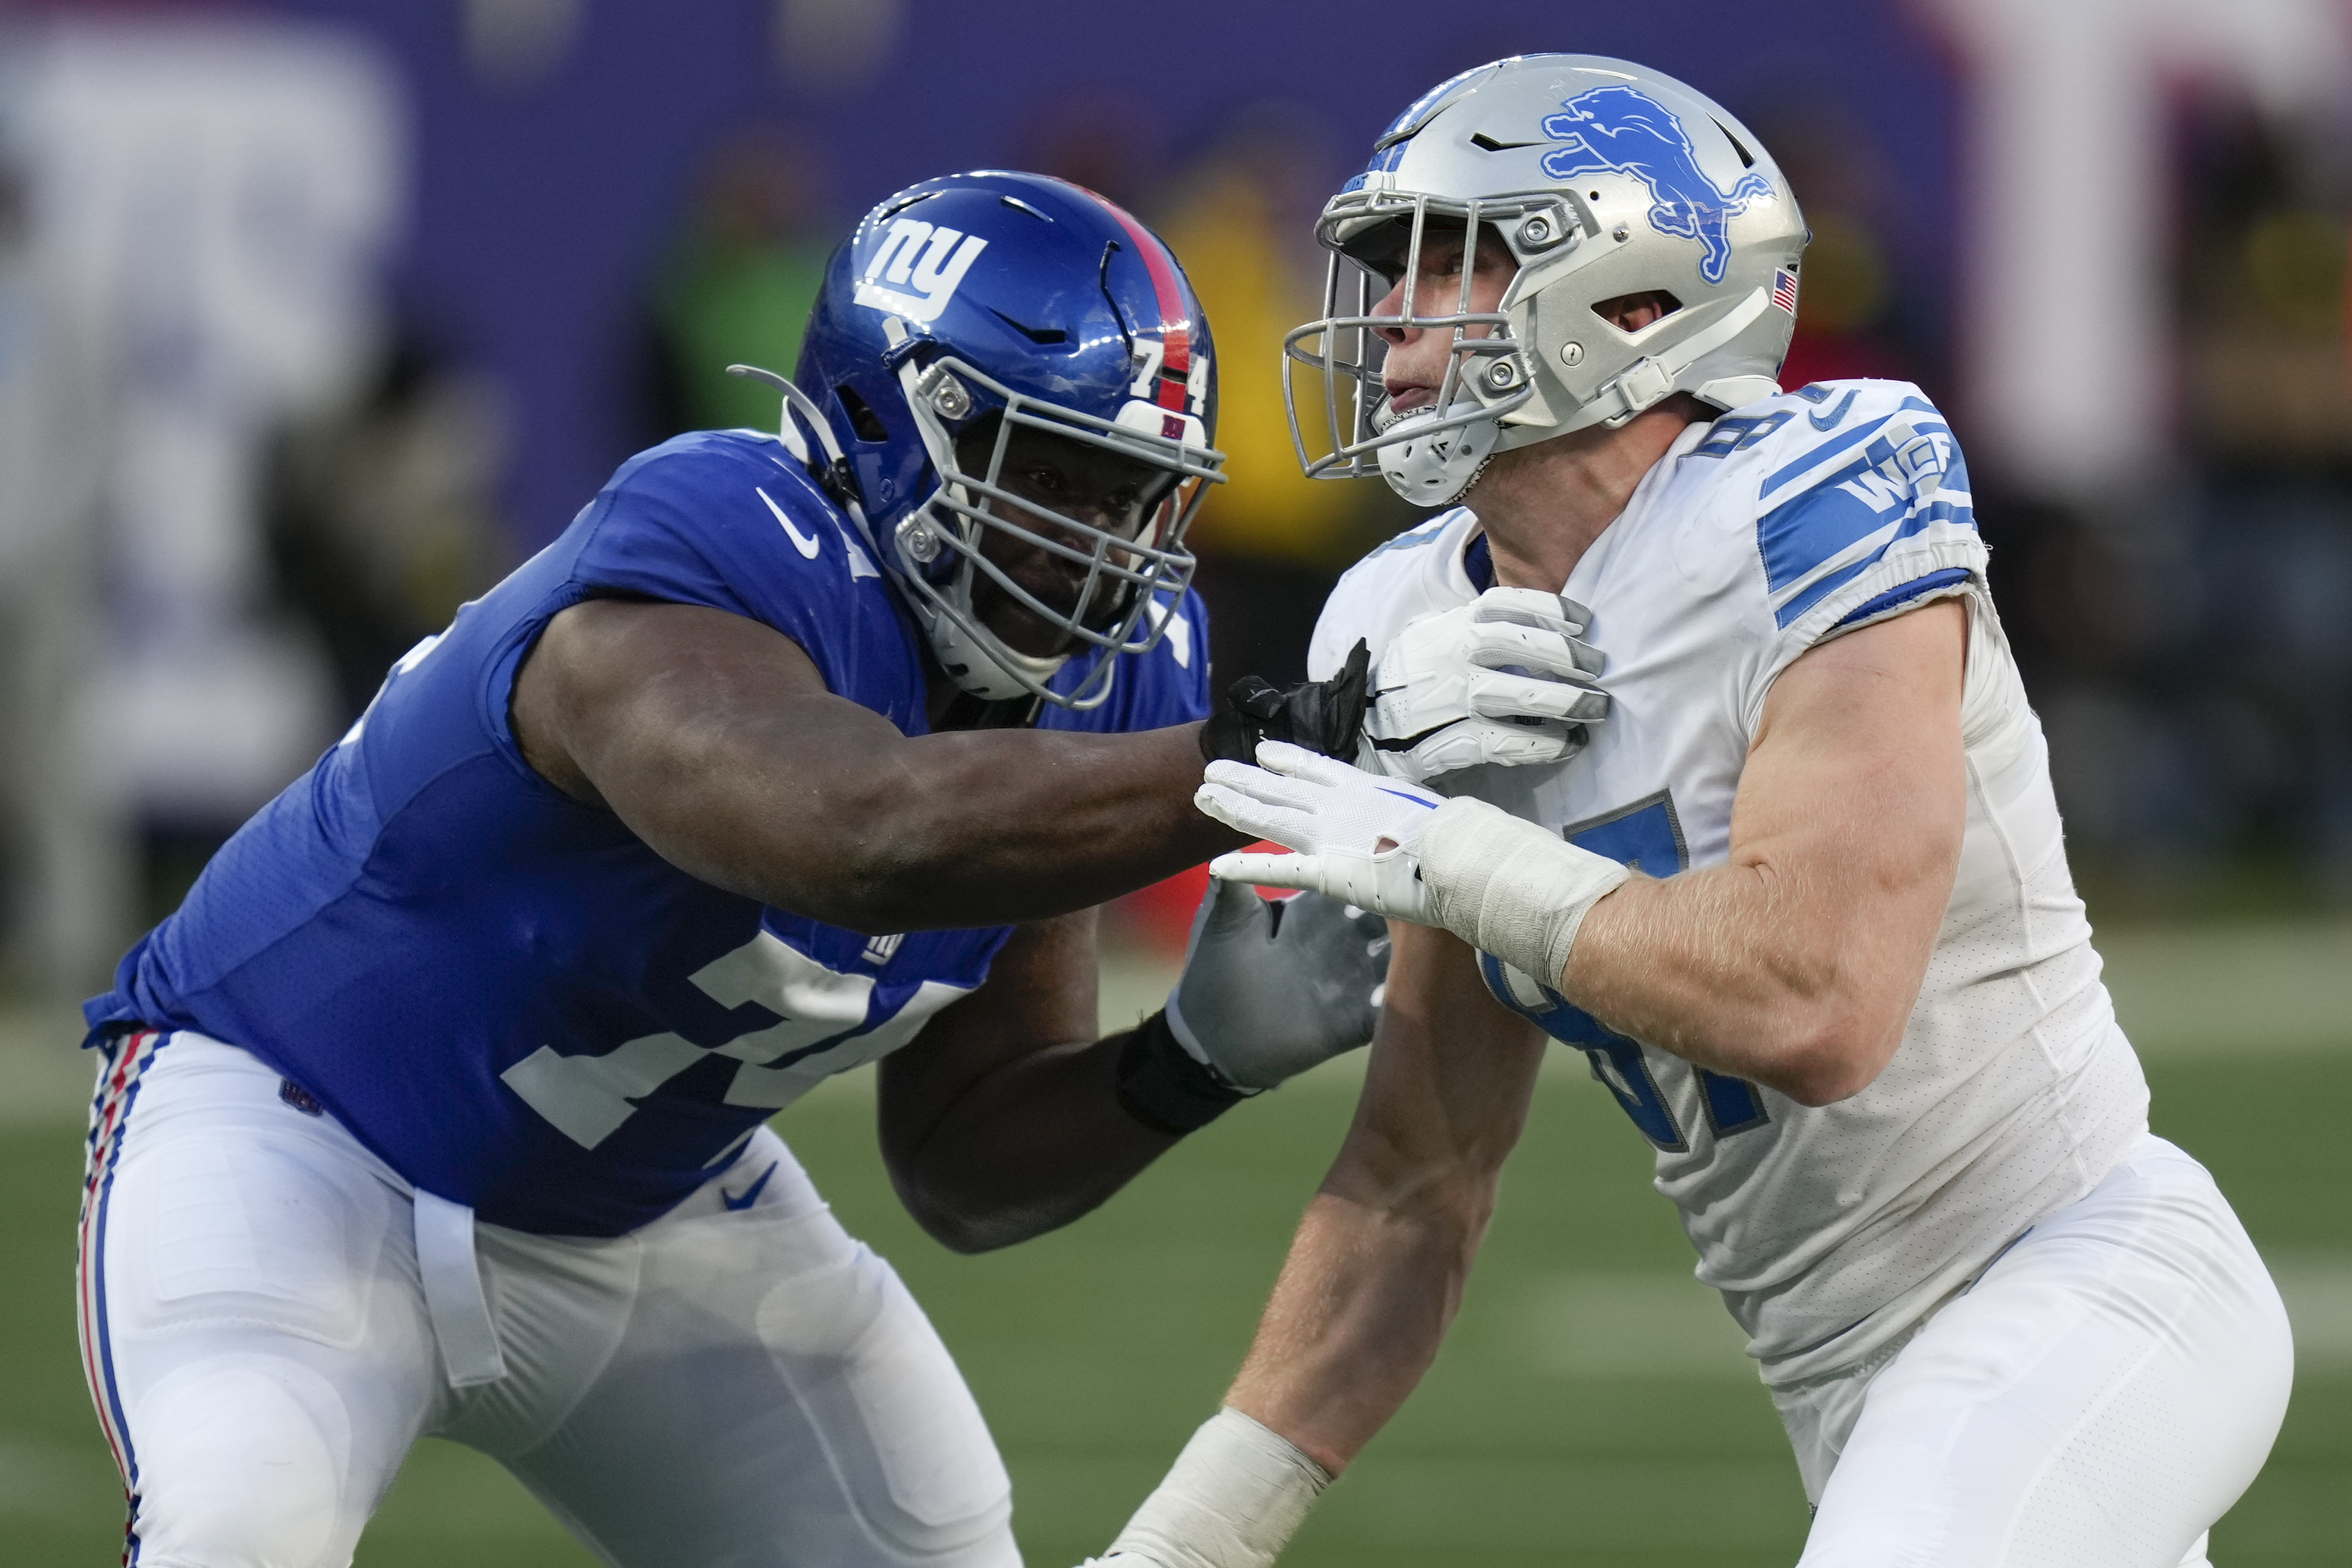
1308, 508, 1481, 679
573, 430, 886, 635
1691, 380, 1982, 634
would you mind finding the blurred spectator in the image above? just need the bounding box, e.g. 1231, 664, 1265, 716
265, 330, 514, 722
647, 128, 835, 438
1754, 101, 1933, 392
1008, 90, 1162, 213
0, 62, 119, 998
0, 19, 402, 990
1154, 104, 1411, 694
1994, 87, 2352, 903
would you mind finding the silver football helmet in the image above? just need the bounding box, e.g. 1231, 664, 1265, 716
1286, 55, 1808, 506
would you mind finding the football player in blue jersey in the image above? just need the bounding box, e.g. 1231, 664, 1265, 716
1082, 58, 2291, 1568
68, 170, 1604, 1568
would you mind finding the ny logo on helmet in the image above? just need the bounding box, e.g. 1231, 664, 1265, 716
854, 217, 990, 324
1537, 86, 1773, 285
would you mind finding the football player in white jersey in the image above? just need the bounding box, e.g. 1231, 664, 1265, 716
1079, 55, 2294, 1568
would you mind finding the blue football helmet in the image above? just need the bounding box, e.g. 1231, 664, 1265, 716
757, 171, 1223, 710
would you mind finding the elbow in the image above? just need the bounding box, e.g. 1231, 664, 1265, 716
891, 1171, 1073, 1256
915, 1211, 1021, 1256
1752, 1006, 1903, 1107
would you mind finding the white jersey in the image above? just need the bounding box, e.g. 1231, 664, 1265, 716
1310, 380, 2150, 1385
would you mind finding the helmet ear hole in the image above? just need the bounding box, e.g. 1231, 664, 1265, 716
834, 384, 889, 443
1592, 290, 1683, 333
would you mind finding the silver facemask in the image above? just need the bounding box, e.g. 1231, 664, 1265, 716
887, 349, 1223, 710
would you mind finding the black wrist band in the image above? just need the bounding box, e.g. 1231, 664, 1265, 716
1115, 1009, 1249, 1135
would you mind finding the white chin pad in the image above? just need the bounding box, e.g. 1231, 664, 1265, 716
1376, 403, 1500, 507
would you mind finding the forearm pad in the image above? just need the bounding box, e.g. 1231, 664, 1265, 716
1106, 1407, 1333, 1568
1418, 795, 1630, 987
1116, 1010, 1250, 1135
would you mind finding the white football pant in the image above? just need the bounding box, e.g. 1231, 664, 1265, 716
77, 1028, 1020, 1568
1773, 1135, 2293, 1568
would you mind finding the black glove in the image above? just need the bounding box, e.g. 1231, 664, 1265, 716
1198, 639, 1371, 765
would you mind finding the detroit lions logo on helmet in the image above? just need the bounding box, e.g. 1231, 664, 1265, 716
1538, 86, 1773, 285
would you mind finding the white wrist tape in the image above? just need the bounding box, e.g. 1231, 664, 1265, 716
1418, 795, 1630, 987
1104, 1407, 1333, 1568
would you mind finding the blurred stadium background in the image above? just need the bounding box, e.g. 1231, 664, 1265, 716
0, 0, 2346, 1562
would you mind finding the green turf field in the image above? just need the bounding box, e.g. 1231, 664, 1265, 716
1, 924, 2345, 1566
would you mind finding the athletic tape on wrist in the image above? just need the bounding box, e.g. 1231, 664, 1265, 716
1418, 795, 1629, 987
1106, 1407, 1333, 1568
1116, 1010, 1248, 1135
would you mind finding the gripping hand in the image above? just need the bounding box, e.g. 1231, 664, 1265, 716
1365, 587, 1607, 782
1198, 640, 1372, 766
1166, 879, 1390, 1091
1195, 741, 1444, 925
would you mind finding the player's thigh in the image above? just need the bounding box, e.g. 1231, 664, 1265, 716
83, 1031, 439, 1568
1798, 1138, 2291, 1568
487, 1130, 1016, 1568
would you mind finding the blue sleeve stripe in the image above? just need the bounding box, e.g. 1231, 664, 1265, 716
1831, 567, 1975, 629
1771, 505, 1948, 628
1760, 413, 1898, 498
1758, 474, 1905, 594
1774, 556, 1875, 628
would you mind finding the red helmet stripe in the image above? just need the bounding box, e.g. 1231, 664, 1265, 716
1086, 190, 1194, 412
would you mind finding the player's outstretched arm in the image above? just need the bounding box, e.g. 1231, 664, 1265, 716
1084, 922, 1546, 1567
512, 597, 1236, 931
1204, 599, 1968, 1108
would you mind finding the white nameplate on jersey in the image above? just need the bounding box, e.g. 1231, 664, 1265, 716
756, 486, 822, 559
500, 930, 971, 1148
854, 216, 988, 324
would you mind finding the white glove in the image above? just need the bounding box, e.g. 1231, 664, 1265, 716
1363, 587, 1608, 782
1167, 880, 1389, 1091
1195, 741, 1443, 925
1197, 741, 1633, 981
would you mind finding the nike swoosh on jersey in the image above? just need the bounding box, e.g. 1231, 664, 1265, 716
756, 486, 823, 559
722, 1160, 779, 1211
1807, 389, 1858, 430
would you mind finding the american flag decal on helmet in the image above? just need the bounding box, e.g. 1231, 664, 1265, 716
1771, 269, 1799, 313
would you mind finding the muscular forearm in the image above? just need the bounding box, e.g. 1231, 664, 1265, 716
1226, 1170, 1491, 1475
1562, 858, 1920, 1104
612, 709, 1239, 932
1226, 924, 1539, 1473
777, 724, 1230, 930
883, 1027, 1176, 1253
521, 599, 1244, 932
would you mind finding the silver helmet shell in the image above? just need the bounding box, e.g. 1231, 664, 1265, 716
1285, 55, 1808, 505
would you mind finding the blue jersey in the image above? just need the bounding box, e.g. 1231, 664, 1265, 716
86, 430, 1212, 1237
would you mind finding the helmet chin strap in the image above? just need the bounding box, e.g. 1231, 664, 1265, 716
908, 578, 1071, 702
